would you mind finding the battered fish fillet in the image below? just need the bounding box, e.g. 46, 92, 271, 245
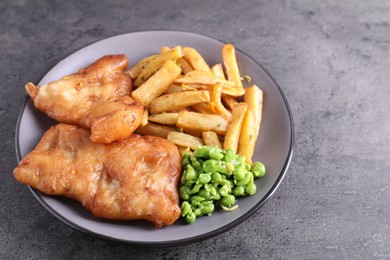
25, 54, 144, 144
13, 124, 182, 228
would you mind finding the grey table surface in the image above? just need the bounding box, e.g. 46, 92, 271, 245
1, 0, 390, 259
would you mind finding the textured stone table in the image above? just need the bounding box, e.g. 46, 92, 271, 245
1, 0, 389, 259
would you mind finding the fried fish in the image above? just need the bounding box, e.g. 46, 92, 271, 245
13, 124, 182, 228
25, 54, 144, 144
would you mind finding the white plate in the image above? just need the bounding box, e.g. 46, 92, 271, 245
16, 30, 294, 246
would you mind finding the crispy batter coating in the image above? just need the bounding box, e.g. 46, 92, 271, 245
25, 55, 144, 144
14, 124, 182, 228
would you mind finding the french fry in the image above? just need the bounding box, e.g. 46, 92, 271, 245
130, 45, 262, 165
131, 60, 182, 106
220, 86, 245, 97
161, 46, 193, 74
176, 111, 228, 135
191, 102, 215, 114
177, 82, 244, 97
181, 84, 200, 91
183, 128, 203, 138
238, 110, 256, 164
171, 106, 193, 112
150, 90, 210, 114
134, 46, 183, 87
178, 83, 208, 91
175, 70, 234, 87
164, 84, 184, 94
182, 47, 211, 72
160, 46, 170, 53
211, 83, 232, 120
223, 102, 248, 151
177, 146, 191, 157
176, 58, 193, 74
167, 131, 204, 150
148, 112, 178, 125
211, 63, 225, 79
222, 95, 238, 110
128, 54, 157, 79
141, 109, 149, 126
202, 131, 222, 148
135, 122, 177, 138
222, 44, 243, 88
244, 85, 263, 140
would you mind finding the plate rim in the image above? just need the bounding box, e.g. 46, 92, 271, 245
15, 29, 295, 247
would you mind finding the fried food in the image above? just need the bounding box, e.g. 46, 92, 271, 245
130, 44, 265, 164
25, 54, 144, 144
82, 96, 144, 144
13, 124, 182, 228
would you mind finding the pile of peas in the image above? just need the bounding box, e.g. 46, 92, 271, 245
180, 146, 266, 224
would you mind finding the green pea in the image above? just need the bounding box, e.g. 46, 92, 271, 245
226, 162, 235, 173
194, 208, 203, 217
217, 163, 227, 174
209, 147, 224, 160
194, 146, 212, 158
185, 211, 196, 223
245, 163, 250, 170
232, 155, 246, 168
221, 194, 236, 207
182, 153, 191, 166
224, 148, 236, 162
233, 166, 246, 180
209, 186, 217, 196
198, 189, 211, 199
190, 183, 202, 194
185, 165, 197, 180
191, 159, 202, 171
219, 184, 230, 197
202, 203, 215, 215
237, 171, 251, 186
249, 171, 254, 183
191, 199, 200, 207
218, 179, 231, 187
198, 173, 212, 184
179, 186, 191, 200
238, 155, 246, 163
180, 171, 187, 184
181, 201, 191, 217
202, 159, 215, 172
212, 172, 222, 183
180, 146, 263, 223
245, 182, 257, 195
190, 195, 205, 202
211, 192, 221, 201
201, 200, 213, 206
203, 159, 225, 173
233, 186, 245, 197
223, 166, 231, 176
252, 161, 266, 178
185, 179, 195, 187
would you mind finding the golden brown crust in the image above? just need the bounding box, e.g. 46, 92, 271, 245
25, 55, 144, 144
14, 124, 182, 228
